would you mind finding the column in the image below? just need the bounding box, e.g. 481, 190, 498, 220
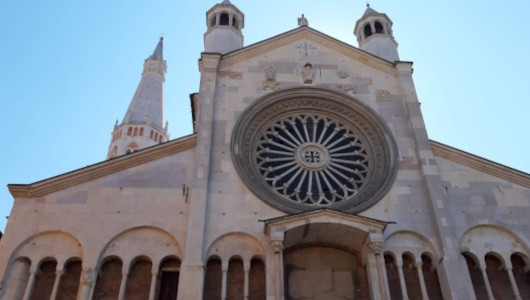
271, 239, 284, 300
78, 268, 97, 300
366, 238, 387, 300
148, 266, 159, 300
479, 264, 494, 300
244, 260, 250, 300
118, 271, 128, 300
396, 260, 409, 300
22, 270, 36, 300
506, 266, 522, 300
415, 262, 429, 300
380, 254, 391, 299
221, 261, 228, 300
370, 22, 376, 35
50, 269, 63, 300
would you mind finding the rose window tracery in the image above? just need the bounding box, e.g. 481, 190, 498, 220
231, 87, 398, 214
256, 114, 369, 206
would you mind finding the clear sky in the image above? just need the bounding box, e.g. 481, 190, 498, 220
1, 0, 529, 231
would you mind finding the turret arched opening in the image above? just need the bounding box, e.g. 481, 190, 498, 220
220, 13, 229, 25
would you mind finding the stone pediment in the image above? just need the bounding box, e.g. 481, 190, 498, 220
8, 134, 197, 198
218, 26, 398, 77
262, 209, 390, 235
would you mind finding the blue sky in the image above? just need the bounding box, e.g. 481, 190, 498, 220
1, 0, 529, 231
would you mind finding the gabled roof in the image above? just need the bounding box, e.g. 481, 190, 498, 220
431, 140, 530, 188
363, 6, 379, 16
217, 26, 398, 76
8, 134, 197, 198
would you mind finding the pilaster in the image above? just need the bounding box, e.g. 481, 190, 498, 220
395, 62, 475, 299
177, 52, 221, 300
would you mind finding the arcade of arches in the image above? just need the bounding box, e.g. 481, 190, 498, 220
3, 224, 530, 299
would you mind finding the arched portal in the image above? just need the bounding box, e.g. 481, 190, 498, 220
264, 209, 388, 300
284, 244, 367, 300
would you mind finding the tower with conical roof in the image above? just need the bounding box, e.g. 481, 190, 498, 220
204, 0, 245, 54
354, 5, 399, 62
107, 37, 169, 159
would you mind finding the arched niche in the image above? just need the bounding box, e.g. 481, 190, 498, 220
11, 230, 83, 268
460, 225, 530, 264
97, 226, 182, 268
383, 231, 438, 261
206, 232, 264, 263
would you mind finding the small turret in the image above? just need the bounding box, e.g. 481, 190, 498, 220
204, 0, 245, 54
107, 37, 169, 159
354, 5, 399, 62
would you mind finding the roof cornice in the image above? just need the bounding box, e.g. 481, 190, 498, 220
8, 134, 197, 198
219, 27, 397, 77
431, 140, 530, 188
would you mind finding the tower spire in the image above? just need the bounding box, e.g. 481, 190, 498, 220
107, 38, 170, 159
151, 37, 164, 60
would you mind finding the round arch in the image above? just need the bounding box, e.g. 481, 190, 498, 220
96, 226, 182, 270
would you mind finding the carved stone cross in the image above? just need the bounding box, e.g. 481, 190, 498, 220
296, 41, 316, 57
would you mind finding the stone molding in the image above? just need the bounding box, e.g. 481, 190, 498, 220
218, 27, 397, 77
263, 208, 388, 235
199, 53, 221, 72
431, 140, 530, 188
8, 135, 197, 198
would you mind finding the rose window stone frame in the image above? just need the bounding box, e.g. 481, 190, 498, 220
231, 87, 398, 214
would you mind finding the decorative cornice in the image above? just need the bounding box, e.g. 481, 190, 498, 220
219, 27, 397, 77
199, 53, 221, 72
8, 135, 197, 199
431, 140, 530, 188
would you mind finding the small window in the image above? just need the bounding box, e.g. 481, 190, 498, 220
139, 127, 144, 136
159, 135, 162, 143
150, 130, 154, 139
364, 24, 372, 37
220, 13, 229, 25
127, 127, 132, 136
375, 22, 384, 34
155, 132, 158, 141
133, 127, 138, 136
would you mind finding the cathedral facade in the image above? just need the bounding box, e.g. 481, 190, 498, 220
1, 1, 530, 300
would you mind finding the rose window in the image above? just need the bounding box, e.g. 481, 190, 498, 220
256, 114, 368, 206
231, 87, 398, 214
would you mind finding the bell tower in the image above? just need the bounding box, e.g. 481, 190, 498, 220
107, 37, 169, 159
204, 0, 245, 54
354, 5, 399, 62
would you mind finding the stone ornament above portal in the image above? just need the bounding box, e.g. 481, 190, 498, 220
231, 87, 398, 214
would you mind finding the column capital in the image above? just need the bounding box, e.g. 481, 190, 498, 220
271, 240, 284, 253
221, 261, 229, 272
243, 260, 250, 272
367, 240, 384, 255
415, 261, 423, 269
81, 268, 97, 286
